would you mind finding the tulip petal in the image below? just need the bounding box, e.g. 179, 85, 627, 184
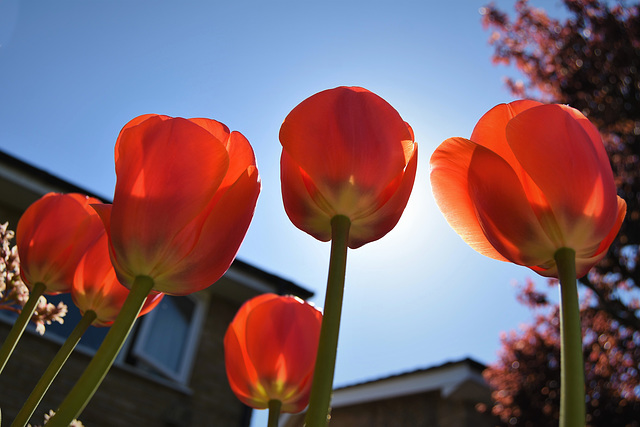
92, 203, 137, 287
470, 100, 543, 165
280, 87, 413, 201
17, 193, 104, 293
349, 143, 418, 248
106, 114, 260, 295
224, 294, 280, 408
572, 195, 627, 278
216, 131, 258, 201
559, 105, 613, 173
467, 145, 556, 267
430, 138, 509, 262
434, 101, 625, 279
114, 114, 167, 164
154, 166, 260, 295
224, 294, 321, 413
188, 119, 257, 193
224, 324, 267, 409
72, 233, 113, 299
506, 104, 619, 242
110, 116, 230, 279
245, 297, 321, 403
114, 116, 229, 218
71, 231, 164, 326
280, 150, 333, 242
91, 203, 112, 231
187, 116, 230, 142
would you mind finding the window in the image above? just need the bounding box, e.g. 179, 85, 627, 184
10, 293, 208, 386
121, 294, 207, 384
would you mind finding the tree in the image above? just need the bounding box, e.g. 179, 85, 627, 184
481, 0, 640, 424
481, 281, 640, 426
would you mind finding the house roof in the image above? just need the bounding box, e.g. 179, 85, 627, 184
280, 358, 490, 426
227, 259, 314, 300
330, 357, 490, 407
0, 150, 111, 214
0, 149, 312, 300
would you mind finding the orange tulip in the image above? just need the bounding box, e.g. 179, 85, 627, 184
93, 114, 260, 295
224, 294, 323, 413
17, 193, 105, 294
430, 100, 626, 278
71, 232, 163, 327
280, 86, 418, 248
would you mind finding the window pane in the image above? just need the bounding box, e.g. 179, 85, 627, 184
133, 296, 195, 374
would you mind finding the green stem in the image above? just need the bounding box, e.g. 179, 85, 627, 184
267, 399, 282, 427
304, 215, 350, 427
555, 247, 585, 427
12, 310, 97, 427
46, 276, 154, 426
0, 282, 46, 375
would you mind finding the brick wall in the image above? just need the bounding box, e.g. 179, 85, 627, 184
0, 293, 250, 427
189, 294, 251, 427
284, 390, 497, 427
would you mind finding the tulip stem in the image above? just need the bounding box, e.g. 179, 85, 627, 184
267, 399, 281, 427
0, 282, 46, 375
304, 215, 350, 427
46, 275, 155, 426
555, 247, 585, 427
12, 310, 97, 427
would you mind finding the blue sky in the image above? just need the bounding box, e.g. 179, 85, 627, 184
0, 0, 569, 424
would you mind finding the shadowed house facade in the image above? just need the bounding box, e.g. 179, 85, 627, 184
0, 150, 312, 426
281, 358, 496, 427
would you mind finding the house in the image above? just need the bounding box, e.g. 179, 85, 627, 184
281, 358, 496, 427
0, 150, 313, 426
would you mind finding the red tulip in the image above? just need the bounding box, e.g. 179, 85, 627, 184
430, 100, 626, 278
17, 193, 105, 294
71, 232, 163, 327
93, 114, 260, 295
280, 86, 417, 248
224, 294, 322, 413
